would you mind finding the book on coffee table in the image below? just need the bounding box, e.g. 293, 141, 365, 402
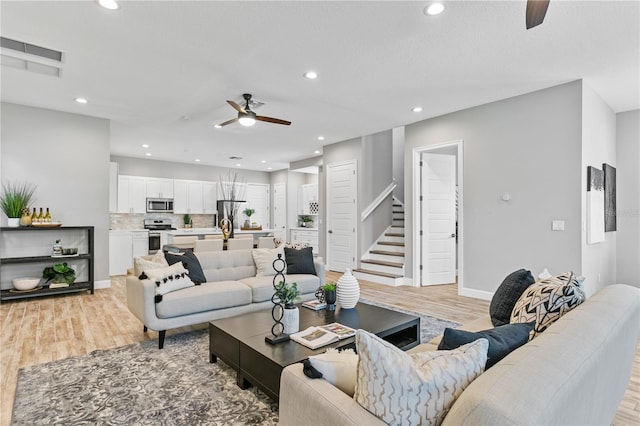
302, 300, 326, 310
290, 322, 356, 349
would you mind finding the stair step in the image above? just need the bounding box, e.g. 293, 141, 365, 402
392, 211, 404, 214
379, 241, 405, 247
353, 268, 403, 279
392, 218, 404, 221
370, 250, 404, 257
361, 259, 403, 268
385, 232, 404, 237
393, 204, 402, 207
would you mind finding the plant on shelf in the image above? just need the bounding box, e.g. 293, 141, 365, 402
243, 208, 255, 218
42, 262, 76, 285
300, 215, 313, 227
0, 181, 37, 226
275, 281, 300, 308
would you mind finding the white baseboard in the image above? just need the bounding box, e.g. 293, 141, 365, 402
94, 279, 111, 290
459, 286, 493, 301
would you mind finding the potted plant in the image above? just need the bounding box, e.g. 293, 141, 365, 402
300, 215, 313, 228
42, 262, 76, 286
0, 181, 37, 227
242, 208, 255, 228
275, 282, 300, 334
183, 214, 192, 228
322, 282, 337, 311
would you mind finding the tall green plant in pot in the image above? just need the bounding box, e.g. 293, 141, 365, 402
0, 181, 37, 227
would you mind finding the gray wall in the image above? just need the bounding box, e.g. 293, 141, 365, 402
1, 102, 111, 283
111, 155, 270, 183
580, 83, 617, 297
392, 127, 405, 203
616, 110, 640, 286
404, 81, 583, 295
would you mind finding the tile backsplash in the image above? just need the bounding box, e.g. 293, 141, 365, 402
109, 213, 218, 230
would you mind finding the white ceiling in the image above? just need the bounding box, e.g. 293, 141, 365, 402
1, 1, 638, 172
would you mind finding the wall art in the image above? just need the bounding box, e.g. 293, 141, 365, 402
603, 163, 616, 232
587, 166, 605, 244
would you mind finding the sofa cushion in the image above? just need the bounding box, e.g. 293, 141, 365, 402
285, 247, 316, 275
511, 272, 586, 339
155, 280, 252, 319
437, 322, 535, 369
239, 274, 320, 303
143, 262, 195, 296
252, 246, 285, 276
196, 250, 256, 282
134, 250, 169, 276
308, 348, 358, 396
165, 251, 207, 284
354, 330, 488, 426
489, 269, 535, 326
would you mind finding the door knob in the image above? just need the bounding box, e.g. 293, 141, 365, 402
450, 233, 456, 238
328, 230, 333, 234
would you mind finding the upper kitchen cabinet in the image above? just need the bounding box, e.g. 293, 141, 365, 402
174, 179, 204, 214
299, 183, 319, 215
117, 175, 146, 214
146, 178, 174, 199
109, 162, 118, 213
203, 182, 217, 214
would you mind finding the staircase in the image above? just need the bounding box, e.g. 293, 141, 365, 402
354, 199, 405, 286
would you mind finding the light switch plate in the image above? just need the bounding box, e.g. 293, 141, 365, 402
552, 220, 565, 231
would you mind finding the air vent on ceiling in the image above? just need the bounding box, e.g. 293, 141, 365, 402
0, 36, 63, 77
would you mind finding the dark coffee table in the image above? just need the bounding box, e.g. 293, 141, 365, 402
208, 302, 420, 401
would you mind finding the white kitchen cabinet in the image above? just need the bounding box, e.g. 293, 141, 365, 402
290, 228, 319, 254
173, 179, 204, 214
146, 178, 174, 199
109, 162, 118, 213
299, 184, 318, 214
109, 231, 133, 275
203, 181, 217, 214
117, 175, 146, 214
131, 231, 149, 258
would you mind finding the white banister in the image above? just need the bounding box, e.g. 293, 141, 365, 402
361, 182, 396, 222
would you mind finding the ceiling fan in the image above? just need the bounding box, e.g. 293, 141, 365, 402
526, 0, 550, 29
216, 93, 291, 128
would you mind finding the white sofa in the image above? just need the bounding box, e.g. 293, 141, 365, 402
126, 249, 323, 348
279, 284, 640, 425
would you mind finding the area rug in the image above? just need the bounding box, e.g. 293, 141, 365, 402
12, 307, 460, 425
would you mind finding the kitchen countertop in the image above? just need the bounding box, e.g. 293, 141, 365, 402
290, 227, 318, 231
168, 228, 275, 236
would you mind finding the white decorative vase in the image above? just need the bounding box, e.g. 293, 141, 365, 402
282, 306, 299, 334
337, 268, 360, 309
7, 218, 20, 228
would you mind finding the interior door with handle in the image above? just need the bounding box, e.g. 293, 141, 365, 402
326, 161, 357, 272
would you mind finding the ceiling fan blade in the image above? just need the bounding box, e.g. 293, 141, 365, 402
256, 115, 292, 126
226, 100, 246, 114
216, 117, 238, 127
526, 0, 550, 29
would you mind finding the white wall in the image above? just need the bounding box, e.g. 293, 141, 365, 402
392, 127, 405, 203
580, 83, 617, 296
404, 81, 583, 294
1, 102, 111, 283
616, 110, 640, 286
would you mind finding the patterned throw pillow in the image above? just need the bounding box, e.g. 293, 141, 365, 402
510, 272, 586, 339
273, 237, 310, 250
489, 269, 535, 326
354, 330, 488, 425
143, 262, 195, 296
134, 250, 169, 276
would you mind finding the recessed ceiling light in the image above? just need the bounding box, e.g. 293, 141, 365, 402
425, 2, 445, 16
267, 167, 273, 170
314, 150, 321, 155
97, 0, 119, 10
303, 71, 318, 79
75, 98, 88, 104
412, 106, 423, 112
317, 136, 325, 141
236, 163, 242, 167
195, 158, 201, 162
145, 153, 152, 157
214, 124, 222, 129
142, 144, 149, 148
261, 160, 267, 163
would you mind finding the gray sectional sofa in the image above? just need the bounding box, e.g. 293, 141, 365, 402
126, 249, 323, 348
279, 284, 640, 425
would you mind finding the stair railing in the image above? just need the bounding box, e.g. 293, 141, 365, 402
361, 181, 396, 222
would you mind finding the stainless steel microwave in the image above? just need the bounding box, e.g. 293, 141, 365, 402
146, 198, 174, 213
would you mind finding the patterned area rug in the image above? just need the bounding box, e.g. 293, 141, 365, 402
12, 306, 460, 425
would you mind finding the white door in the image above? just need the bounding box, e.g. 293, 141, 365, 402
273, 182, 286, 240
245, 183, 270, 228
421, 153, 456, 285
327, 161, 357, 272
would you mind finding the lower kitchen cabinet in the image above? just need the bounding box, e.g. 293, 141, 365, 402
290, 228, 318, 254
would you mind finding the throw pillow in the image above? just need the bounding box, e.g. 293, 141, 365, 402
133, 250, 169, 276
354, 330, 488, 425
437, 322, 535, 369
274, 237, 310, 250
284, 246, 316, 275
143, 262, 195, 296
489, 269, 535, 326
308, 348, 358, 396
510, 272, 586, 339
251, 246, 285, 277
165, 251, 207, 284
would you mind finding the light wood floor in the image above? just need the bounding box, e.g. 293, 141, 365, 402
1, 274, 638, 425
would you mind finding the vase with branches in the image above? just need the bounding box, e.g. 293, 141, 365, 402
218, 170, 246, 238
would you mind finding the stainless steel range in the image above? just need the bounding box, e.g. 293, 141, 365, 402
144, 219, 175, 254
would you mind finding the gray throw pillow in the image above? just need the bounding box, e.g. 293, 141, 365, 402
489, 269, 535, 326
437, 322, 535, 369
284, 246, 316, 275
165, 251, 207, 284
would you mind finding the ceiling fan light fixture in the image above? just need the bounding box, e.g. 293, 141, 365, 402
425, 2, 445, 16
97, 0, 120, 10
238, 111, 256, 127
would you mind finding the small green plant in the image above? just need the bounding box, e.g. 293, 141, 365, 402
0, 181, 37, 218
322, 282, 337, 292
42, 262, 76, 284
183, 214, 191, 225
300, 215, 313, 223
243, 208, 255, 218
275, 282, 300, 307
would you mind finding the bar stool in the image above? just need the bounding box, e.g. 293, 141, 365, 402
257, 236, 276, 248
194, 239, 223, 252
226, 238, 254, 250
